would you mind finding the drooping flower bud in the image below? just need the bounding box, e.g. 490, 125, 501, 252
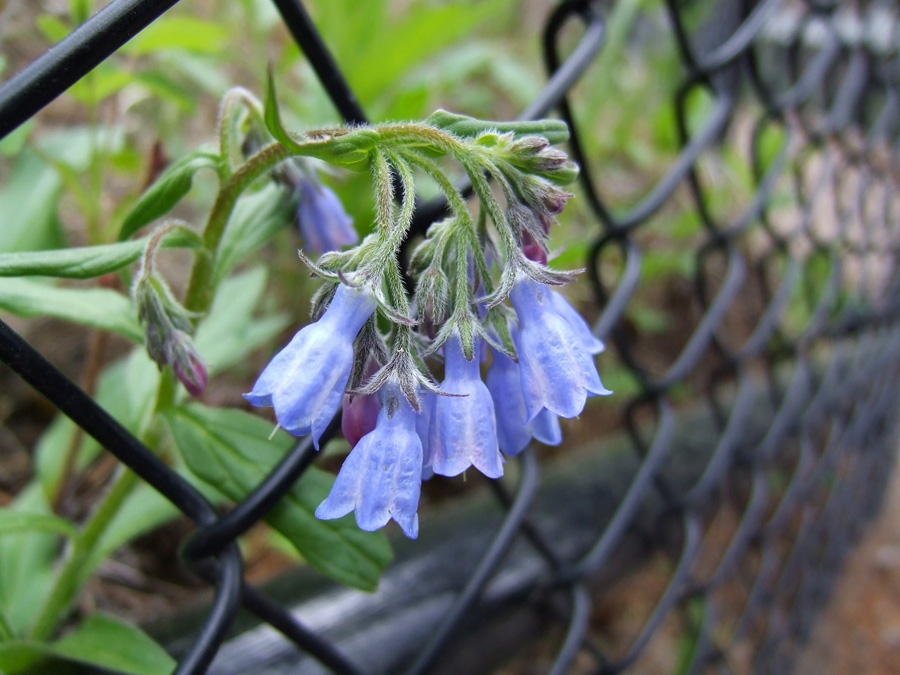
134, 269, 208, 397
342, 359, 381, 447
170, 336, 209, 396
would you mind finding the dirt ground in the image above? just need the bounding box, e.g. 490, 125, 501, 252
794, 457, 900, 675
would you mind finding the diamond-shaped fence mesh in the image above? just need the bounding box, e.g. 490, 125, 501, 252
2, 1, 900, 673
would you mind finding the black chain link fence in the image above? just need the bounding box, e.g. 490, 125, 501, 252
2, 0, 900, 673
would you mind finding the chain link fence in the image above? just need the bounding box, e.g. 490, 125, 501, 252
2, 0, 900, 673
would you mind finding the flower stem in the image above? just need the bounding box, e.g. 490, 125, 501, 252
28, 370, 176, 642
29, 468, 139, 641
184, 142, 291, 315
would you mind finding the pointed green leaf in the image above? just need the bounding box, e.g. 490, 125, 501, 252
264, 72, 373, 170
0, 150, 65, 254
0, 613, 175, 675
0, 487, 59, 636
0, 279, 141, 340
118, 149, 220, 241
122, 16, 228, 56
164, 404, 393, 591
0, 227, 202, 279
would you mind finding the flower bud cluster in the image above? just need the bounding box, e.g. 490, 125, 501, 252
244, 110, 611, 538
134, 270, 208, 397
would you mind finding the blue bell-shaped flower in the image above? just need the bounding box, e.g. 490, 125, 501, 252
244, 283, 376, 448
315, 381, 423, 538
430, 335, 503, 478
509, 277, 611, 421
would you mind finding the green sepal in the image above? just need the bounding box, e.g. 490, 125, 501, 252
424, 109, 570, 145
536, 160, 579, 186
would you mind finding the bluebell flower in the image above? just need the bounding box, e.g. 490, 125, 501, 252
548, 289, 605, 355
430, 335, 503, 478
297, 179, 359, 254
486, 342, 562, 456
510, 277, 611, 421
245, 283, 376, 448
316, 381, 422, 538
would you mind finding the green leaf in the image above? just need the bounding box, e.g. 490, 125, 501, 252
0, 227, 201, 279
0, 487, 59, 635
0, 279, 141, 340
123, 16, 228, 56
0, 120, 33, 157
264, 72, 374, 170
67, 64, 137, 105
38, 125, 126, 172
0, 511, 80, 544
0, 613, 175, 675
164, 404, 393, 591
212, 183, 293, 284
118, 148, 220, 241
196, 266, 289, 375
35, 15, 70, 42
0, 150, 65, 254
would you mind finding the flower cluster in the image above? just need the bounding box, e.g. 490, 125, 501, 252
245, 109, 611, 538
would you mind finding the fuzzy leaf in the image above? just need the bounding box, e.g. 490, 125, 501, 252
0, 227, 201, 279
118, 149, 220, 241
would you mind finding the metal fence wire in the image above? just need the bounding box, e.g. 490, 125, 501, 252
2, 0, 900, 673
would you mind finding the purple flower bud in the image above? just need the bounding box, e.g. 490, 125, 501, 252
297, 179, 359, 254
430, 335, 503, 478
510, 277, 611, 421
341, 391, 379, 448
245, 284, 376, 448
342, 359, 381, 448
521, 230, 548, 265
134, 274, 208, 397
169, 334, 209, 397
316, 382, 423, 538
541, 189, 569, 216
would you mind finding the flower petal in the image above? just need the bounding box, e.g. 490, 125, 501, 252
430, 336, 503, 478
